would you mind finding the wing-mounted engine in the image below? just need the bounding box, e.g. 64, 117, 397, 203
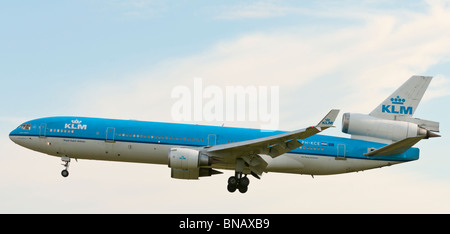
342, 113, 439, 143
168, 148, 222, 180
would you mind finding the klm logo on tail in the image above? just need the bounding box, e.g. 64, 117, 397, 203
322, 118, 334, 125
382, 96, 413, 115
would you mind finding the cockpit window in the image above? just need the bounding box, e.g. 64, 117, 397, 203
18, 124, 31, 130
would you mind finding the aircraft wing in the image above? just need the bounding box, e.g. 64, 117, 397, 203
205, 109, 339, 176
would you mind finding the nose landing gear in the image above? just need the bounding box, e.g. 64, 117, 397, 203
61, 156, 70, 177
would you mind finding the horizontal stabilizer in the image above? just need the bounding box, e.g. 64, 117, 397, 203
364, 136, 425, 157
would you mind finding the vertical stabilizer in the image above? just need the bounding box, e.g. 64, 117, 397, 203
369, 75, 432, 120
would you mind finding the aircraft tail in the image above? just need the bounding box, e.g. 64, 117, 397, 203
342, 75, 440, 144
369, 75, 432, 119
368, 75, 439, 133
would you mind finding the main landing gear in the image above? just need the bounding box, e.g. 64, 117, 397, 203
227, 173, 250, 193
61, 156, 70, 177
227, 158, 250, 193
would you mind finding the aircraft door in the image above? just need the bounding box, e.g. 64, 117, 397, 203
39, 123, 47, 138
208, 134, 217, 146
106, 127, 115, 142
337, 144, 346, 159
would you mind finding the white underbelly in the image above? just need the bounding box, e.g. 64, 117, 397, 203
13, 136, 401, 176
25, 136, 170, 165
266, 153, 400, 175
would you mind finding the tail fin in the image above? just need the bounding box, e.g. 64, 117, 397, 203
369, 75, 439, 132
370, 75, 432, 119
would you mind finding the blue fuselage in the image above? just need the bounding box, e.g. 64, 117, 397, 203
9, 116, 419, 175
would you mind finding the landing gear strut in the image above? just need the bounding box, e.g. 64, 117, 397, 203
227, 158, 250, 193
61, 156, 70, 177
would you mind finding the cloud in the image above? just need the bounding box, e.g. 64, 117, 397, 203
3, 1, 450, 214
3, 135, 450, 213
20, 1, 444, 213
107, 0, 166, 18
212, 1, 307, 20
423, 74, 450, 102
76, 0, 450, 130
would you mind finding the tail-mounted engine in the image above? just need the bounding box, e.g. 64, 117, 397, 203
342, 113, 439, 143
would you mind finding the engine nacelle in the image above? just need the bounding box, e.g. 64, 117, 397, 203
342, 113, 428, 142
168, 148, 210, 170
168, 148, 220, 180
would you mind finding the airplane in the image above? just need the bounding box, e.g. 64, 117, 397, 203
9, 75, 440, 193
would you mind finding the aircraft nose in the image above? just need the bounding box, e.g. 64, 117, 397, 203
9, 122, 35, 146
9, 129, 18, 143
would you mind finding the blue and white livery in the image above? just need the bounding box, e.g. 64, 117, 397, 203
9, 76, 440, 193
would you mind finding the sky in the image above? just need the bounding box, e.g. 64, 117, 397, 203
1, 0, 450, 213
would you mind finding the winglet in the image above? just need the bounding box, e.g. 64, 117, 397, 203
316, 109, 340, 129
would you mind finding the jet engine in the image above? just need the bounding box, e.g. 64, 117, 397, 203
168, 148, 210, 169
341, 113, 436, 142
168, 148, 221, 179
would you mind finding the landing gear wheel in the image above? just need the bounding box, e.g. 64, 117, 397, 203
238, 184, 248, 193
227, 159, 251, 193
227, 184, 237, 193
227, 175, 250, 193
240, 176, 250, 187
228, 176, 238, 185
61, 156, 71, 178
61, 169, 69, 177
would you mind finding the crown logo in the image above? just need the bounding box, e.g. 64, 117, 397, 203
71, 119, 82, 124
390, 96, 405, 105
